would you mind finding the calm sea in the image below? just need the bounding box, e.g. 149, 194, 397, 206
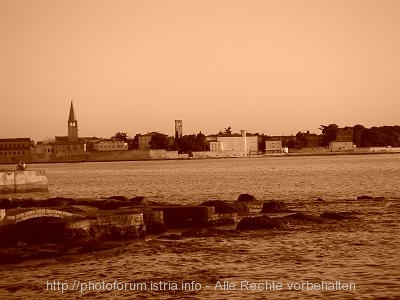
1, 154, 399, 299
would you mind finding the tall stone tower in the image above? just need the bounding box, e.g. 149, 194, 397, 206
175, 120, 182, 139
67, 101, 79, 142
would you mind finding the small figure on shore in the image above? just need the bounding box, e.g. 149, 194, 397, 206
16, 161, 26, 171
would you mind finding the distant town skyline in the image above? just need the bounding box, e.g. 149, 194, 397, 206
1, 0, 399, 141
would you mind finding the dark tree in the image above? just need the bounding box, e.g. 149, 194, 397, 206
195, 131, 208, 151
319, 124, 339, 146
224, 126, 232, 135
295, 131, 307, 148
149, 134, 170, 149
258, 134, 267, 153
111, 131, 130, 142
111, 131, 137, 149
130, 134, 141, 150
353, 125, 366, 146
175, 132, 209, 154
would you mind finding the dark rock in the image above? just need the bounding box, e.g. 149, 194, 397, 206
233, 202, 253, 214
261, 200, 288, 213
320, 212, 357, 220
200, 200, 238, 213
162, 206, 214, 228
47, 197, 75, 207
61, 205, 98, 214
145, 223, 167, 235
63, 228, 92, 246
236, 215, 283, 230
208, 215, 236, 226
237, 194, 257, 202
107, 195, 128, 201
0, 198, 12, 209
316, 198, 325, 202
146, 200, 168, 207
13, 198, 39, 208
277, 213, 323, 225
236, 194, 264, 213
130, 196, 148, 206
77, 199, 131, 210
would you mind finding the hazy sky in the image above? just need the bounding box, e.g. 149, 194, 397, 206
1, 0, 399, 140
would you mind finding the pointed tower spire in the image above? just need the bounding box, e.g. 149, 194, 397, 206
68, 101, 77, 122
68, 101, 78, 142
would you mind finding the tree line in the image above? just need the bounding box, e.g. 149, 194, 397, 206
110, 131, 209, 153
353, 125, 400, 147
293, 124, 400, 148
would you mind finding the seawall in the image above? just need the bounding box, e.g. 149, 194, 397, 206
0, 170, 48, 193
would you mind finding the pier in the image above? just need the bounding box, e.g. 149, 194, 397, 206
0, 170, 48, 193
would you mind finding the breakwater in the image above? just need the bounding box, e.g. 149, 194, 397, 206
0, 170, 48, 193
0, 193, 370, 263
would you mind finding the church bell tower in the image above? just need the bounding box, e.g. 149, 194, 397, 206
68, 101, 78, 142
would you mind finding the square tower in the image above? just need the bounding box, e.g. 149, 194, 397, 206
175, 120, 182, 139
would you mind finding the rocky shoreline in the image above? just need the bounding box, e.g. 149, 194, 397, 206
0, 193, 385, 264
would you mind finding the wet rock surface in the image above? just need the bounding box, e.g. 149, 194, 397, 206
261, 200, 289, 213
199, 200, 248, 214
237, 193, 257, 202
236, 215, 283, 230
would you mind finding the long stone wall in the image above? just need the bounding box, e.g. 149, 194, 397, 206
24, 149, 188, 163
0, 170, 48, 193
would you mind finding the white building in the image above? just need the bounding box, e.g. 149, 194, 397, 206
91, 140, 128, 151
209, 130, 258, 156
329, 141, 355, 151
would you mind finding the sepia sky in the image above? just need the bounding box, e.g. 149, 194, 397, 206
1, 0, 399, 140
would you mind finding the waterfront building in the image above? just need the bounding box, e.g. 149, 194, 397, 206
328, 127, 355, 152
209, 130, 258, 156
209, 141, 222, 152
0, 138, 33, 162
34, 141, 54, 155
90, 139, 128, 151
329, 141, 355, 151
138, 132, 162, 150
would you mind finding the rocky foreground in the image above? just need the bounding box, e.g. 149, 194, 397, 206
0, 193, 383, 263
